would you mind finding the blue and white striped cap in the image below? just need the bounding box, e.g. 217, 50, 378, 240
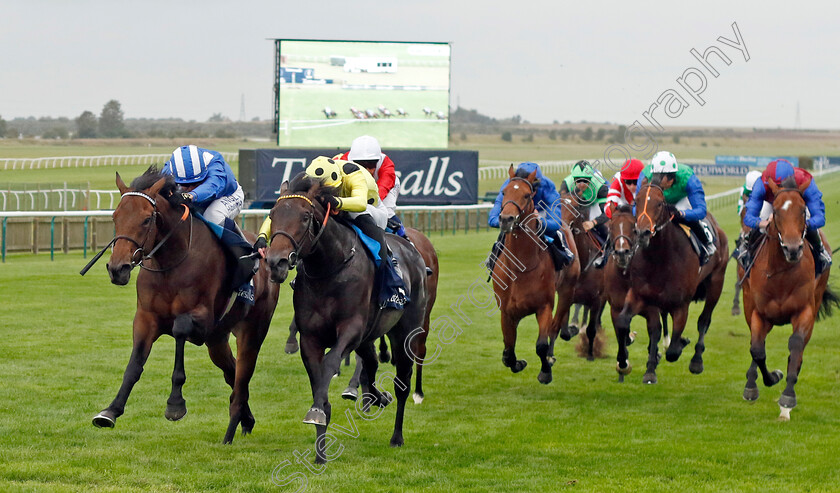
164, 145, 215, 184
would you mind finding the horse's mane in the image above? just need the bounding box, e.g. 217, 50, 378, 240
780, 175, 797, 190
130, 165, 179, 206
288, 172, 340, 205
615, 204, 633, 214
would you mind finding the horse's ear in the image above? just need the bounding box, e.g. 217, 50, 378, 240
798, 177, 811, 194
508, 164, 515, 178
148, 177, 167, 198
527, 169, 538, 183
115, 172, 128, 194
279, 180, 289, 195
767, 179, 779, 196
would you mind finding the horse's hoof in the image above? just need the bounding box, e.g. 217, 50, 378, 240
627, 331, 637, 346
662, 336, 670, 349
546, 355, 556, 367
537, 371, 552, 384
778, 406, 792, 421
341, 387, 359, 401
165, 404, 187, 422
689, 358, 704, 375
665, 349, 682, 363
559, 326, 579, 341
616, 360, 632, 375
412, 392, 424, 405
767, 369, 784, 386
390, 435, 404, 448
642, 372, 657, 384
586, 355, 595, 362
284, 339, 299, 354
92, 411, 116, 428
379, 351, 391, 364
302, 407, 327, 426
511, 360, 528, 373
743, 386, 759, 401
779, 393, 796, 409
731, 307, 741, 316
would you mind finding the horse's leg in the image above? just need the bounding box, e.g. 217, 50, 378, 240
744, 360, 760, 401
731, 279, 742, 316
569, 304, 582, 334
642, 308, 662, 384
410, 326, 429, 404
536, 304, 556, 384
378, 335, 391, 363
691, 266, 726, 374
664, 305, 691, 363
584, 303, 599, 361
298, 332, 332, 464
285, 319, 299, 354
613, 292, 643, 382
661, 313, 670, 351
356, 340, 392, 409
207, 339, 241, 442
93, 311, 160, 427
223, 318, 270, 443
557, 297, 577, 341
388, 331, 415, 448
747, 311, 783, 391
165, 314, 193, 422
341, 354, 363, 401
779, 311, 815, 420
501, 312, 527, 373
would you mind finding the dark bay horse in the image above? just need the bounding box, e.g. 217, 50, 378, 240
561, 193, 607, 360
614, 184, 728, 383
604, 205, 669, 383
740, 177, 839, 420
93, 167, 279, 444
491, 165, 579, 384
341, 227, 440, 405
264, 174, 428, 463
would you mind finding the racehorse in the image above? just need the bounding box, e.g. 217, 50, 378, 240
341, 227, 440, 404
491, 165, 579, 384
92, 167, 279, 444
740, 176, 839, 419
614, 183, 728, 383
604, 205, 670, 383
560, 193, 607, 360
263, 174, 428, 463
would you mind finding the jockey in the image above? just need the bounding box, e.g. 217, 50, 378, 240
487, 161, 575, 270
743, 158, 831, 274
337, 135, 408, 240
163, 145, 243, 227
559, 160, 610, 244
606, 158, 645, 219
640, 151, 716, 265
256, 156, 406, 308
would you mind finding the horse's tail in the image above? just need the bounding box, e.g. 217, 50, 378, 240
818, 283, 840, 321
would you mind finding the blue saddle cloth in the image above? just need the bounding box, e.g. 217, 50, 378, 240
349, 224, 408, 310
196, 213, 256, 305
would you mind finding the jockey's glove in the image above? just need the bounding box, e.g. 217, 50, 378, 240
253, 236, 267, 251
181, 192, 193, 203
325, 195, 341, 211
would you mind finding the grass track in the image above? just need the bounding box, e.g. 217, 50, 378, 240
1, 171, 840, 491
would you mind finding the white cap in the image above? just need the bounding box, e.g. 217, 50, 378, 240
745, 170, 762, 191
348, 135, 382, 162
650, 151, 678, 173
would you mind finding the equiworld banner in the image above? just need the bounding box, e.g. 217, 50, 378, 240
240, 149, 478, 206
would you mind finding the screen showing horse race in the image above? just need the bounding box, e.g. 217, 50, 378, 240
274, 39, 451, 148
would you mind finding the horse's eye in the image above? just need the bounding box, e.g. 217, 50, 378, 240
142, 217, 152, 226
302, 212, 311, 222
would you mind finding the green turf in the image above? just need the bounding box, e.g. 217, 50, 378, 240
1, 173, 839, 492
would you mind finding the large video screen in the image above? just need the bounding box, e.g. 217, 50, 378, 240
274, 39, 450, 148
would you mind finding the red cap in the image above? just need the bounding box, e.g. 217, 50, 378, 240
620, 158, 645, 181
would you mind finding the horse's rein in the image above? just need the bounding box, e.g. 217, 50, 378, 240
637, 184, 674, 236
269, 194, 331, 266
80, 192, 191, 275
501, 178, 536, 230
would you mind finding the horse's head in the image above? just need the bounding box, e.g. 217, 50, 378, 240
264, 173, 332, 283
634, 181, 672, 249
499, 165, 537, 234
560, 192, 587, 234
609, 205, 636, 270
107, 168, 177, 285
768, 177, 809, 263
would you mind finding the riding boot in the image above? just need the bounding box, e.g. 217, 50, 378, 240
687, 220, 715, 265
353, 214, 407, 308
555, 230, 576, 264
593, 242, 610, 269
805, 228, 832, 275
737, 228, 762, 270
387, 215, 410, 242
591, 224, 609, 268
485, 231, 506, 278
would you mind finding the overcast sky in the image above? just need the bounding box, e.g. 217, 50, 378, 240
2, 0, 838, 129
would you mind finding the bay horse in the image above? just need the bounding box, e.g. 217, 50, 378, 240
740, 176, 839, 420
263, 174, 428, 463
341, 227, 440, 405
93, 167, 279, 444
491, 165, 579, 384
604, 205, 670, 383
614, 183, 728, 383
560, 193, 607, 360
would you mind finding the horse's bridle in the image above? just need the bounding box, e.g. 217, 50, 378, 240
771, 189, 807, 257
268, 194, 331, 268
636, 184, 674, 238
114, 191, 192, 272
609, 215, 638, 275
501, 177, 537, 231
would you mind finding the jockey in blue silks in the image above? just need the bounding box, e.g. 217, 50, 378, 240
487, 162, 575, 270
742, 158, 831, 274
